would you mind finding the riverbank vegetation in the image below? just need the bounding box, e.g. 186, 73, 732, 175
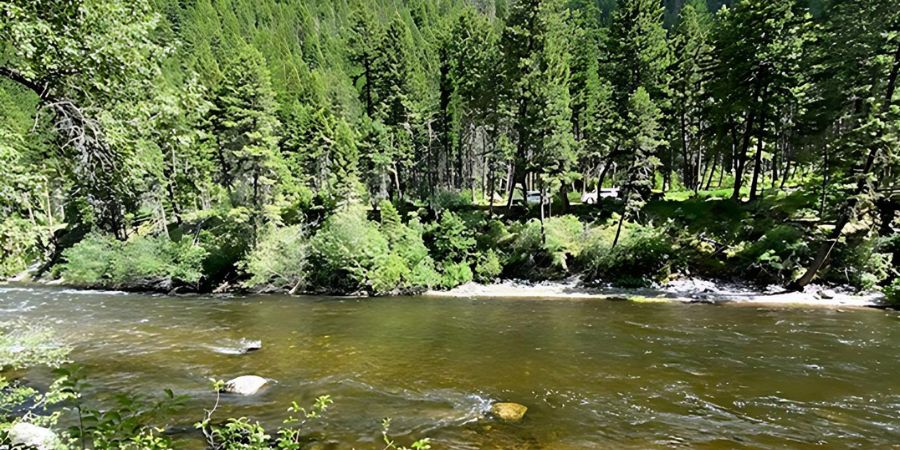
1, 0, 898, 296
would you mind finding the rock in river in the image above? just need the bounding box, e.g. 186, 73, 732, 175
8, 423, 62, 450
222, 375, 270, 396
490, 402, 528, 423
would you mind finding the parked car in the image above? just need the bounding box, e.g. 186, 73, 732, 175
581, 188, 619, 204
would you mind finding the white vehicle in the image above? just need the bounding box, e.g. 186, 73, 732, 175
600, 187, 620, 199
581, 188, 619, 204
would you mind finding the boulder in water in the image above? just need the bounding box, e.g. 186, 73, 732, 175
240, 339, 262, 353
490, 402, 527, 423
8, 423, 61, 450
221, 375, 269, 396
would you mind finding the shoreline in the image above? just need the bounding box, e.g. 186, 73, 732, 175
424, 278, 887, 308
2, 277, 887, 309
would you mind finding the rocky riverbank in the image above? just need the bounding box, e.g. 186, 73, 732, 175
425, 278, 886, 308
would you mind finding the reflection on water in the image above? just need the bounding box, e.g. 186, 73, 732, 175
2, 286, 899, 449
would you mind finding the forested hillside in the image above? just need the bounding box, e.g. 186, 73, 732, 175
1, 0, 898, 299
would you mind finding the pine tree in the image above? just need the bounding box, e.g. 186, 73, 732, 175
607, 0, 670, 106
790, 0, 900, 288
209, 45, 284, 239
501, 0, 576, 208
670, 0, 713, 192
710, 0, 812, 201
613, 87, 663, 248
606, 0, 671, 189
347, 5, 383, 118
570, 5, 616, 197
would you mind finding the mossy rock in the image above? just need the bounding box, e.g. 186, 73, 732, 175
490, 402, 528, 423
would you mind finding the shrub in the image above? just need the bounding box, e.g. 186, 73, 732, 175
474, 249, 503, 282
506, 215, 585, 275
429, 211, 476, 263
580, 222, 675, 287
244, 225, 309, 292
885, 279, 900, 307
195, 207, 256, 286
730, 225, 810, 284
408, 258, 441, 289
59, 234, 119, 285
310, 207, 389, 293
0, 215, 39, 278
543, 215, 585, 271
370, 253, 411, 295
380, 202, 432, 271
824, 239, 891, 290
440, 261, 473, 289
60, 233, 207, 288
429, 188, 472, 212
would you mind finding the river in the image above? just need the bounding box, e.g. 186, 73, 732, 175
2, 286, 899, 449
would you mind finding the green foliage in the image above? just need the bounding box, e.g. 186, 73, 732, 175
439, 260, 473, 289
58, 234, 120, 286
506, 215, 584, 275
542, 216, 585, 271
429, 211, 476, 263
0, 0, 897, 292
0, 215, 40, 277
310, 207, 390, 293
730, 225, 810, 284
581, 221, 675, 287
474, 249, 503, 282
60, 234, 208, 288
885, 279, 900, 307
244, 225, 309, 292
428, 189, 472, 212
0, 322, 69, 370
308, 205, 438, 295
823, 240, 891, 291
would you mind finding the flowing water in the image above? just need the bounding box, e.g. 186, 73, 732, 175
2, 286, 899, 449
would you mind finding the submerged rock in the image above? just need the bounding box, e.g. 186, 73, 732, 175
222, 375, 269, 396
211, 338, 262, 355
490, 402, 528, 423
240, 339, 262, 352
8, 423, 61, 450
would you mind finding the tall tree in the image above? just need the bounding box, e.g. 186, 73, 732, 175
613, 87, 663, 247
208, 45, 285, 240
347, 5, 383, 119
711, 0, 812, 201
606, 0, 670, 189
500, 0, 576, 208
670, 0, 713, 192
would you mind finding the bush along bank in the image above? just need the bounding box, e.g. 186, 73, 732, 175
33, 192, 900, 299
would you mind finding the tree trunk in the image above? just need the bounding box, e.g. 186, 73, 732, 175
749, 131, 764, 202
612, 205, 627, 249
732, 110, 756, 201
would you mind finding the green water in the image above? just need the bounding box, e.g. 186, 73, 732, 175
2, 286, 899, 449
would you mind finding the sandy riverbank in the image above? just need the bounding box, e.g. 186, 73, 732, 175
425, 278, 886, 308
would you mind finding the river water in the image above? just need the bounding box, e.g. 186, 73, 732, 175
2, 286, 899, 449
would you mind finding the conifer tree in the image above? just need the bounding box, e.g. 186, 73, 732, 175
501, 0, 576, 208
671, 0, 713, 192
613, 87, 662, 247
607, 0, 671, 189
711, 0, 812, 201
347, 5, 383, 118
209, 45, 284, 239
